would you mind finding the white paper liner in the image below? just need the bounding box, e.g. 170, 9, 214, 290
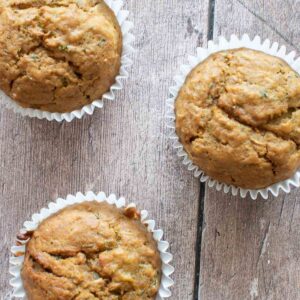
166, 34, 300, 200
9, 191, 174, 299
0, 0, 134, 122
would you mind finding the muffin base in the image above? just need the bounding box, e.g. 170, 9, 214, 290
9, 192, 174, 299
167, 34, 300, 200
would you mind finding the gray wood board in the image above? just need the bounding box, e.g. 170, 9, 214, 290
199, 0, 300, 299
0, 1, 211, 299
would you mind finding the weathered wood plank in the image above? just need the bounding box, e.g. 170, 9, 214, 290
0, 1, 210, 299
200, 0, 300, 299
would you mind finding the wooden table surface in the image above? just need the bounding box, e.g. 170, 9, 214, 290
1, 1, 299, 299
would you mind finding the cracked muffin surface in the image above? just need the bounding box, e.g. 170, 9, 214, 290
21, 202, 161, 300
175, 48, 300, 189
0, 0, 122, 112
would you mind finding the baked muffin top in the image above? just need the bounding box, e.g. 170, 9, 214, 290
0, 0, 122, 112
175, 48, 300, 189
21, 202, 161, 300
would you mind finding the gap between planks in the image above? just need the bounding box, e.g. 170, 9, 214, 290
193, 0, 215, 299
193, 182, 206, 299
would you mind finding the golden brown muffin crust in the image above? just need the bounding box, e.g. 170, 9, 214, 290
0, 0, 122, 112
175, 48, 300, 189
21, 202, 161, 300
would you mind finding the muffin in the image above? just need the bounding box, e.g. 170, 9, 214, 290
21, 201, 161, 299
175, 48, 300, 189
0, 0, 122, 113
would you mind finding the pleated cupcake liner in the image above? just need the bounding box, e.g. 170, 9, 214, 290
166, 34, 300, 200
9, 191, 174, 299
1, 0, 135, 122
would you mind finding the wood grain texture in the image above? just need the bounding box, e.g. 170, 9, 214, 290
200, 0, 300, 299
0, 1, 210, 299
